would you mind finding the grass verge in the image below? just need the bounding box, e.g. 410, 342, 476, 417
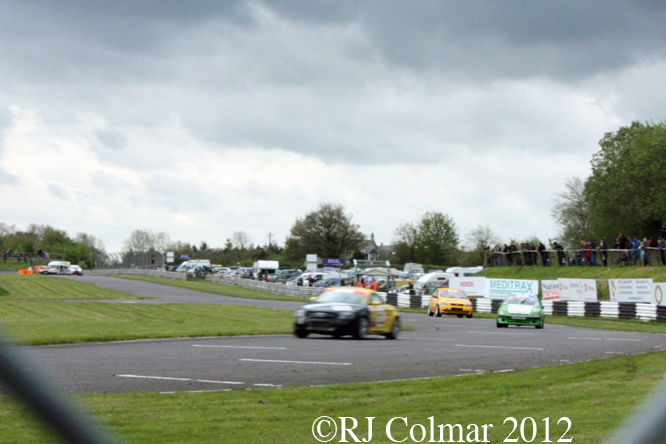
112, 275, 306, 302
0, 351, 664, 443
0, 302, 293, 345
0, 274, 145, 300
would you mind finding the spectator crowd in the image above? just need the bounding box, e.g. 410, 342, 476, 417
488, 225, 666, 268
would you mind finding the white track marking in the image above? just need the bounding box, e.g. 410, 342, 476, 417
455, 344, 543, 351
192, 345, 287, 350
240, 358, 352, 366
115, 374, 244, 385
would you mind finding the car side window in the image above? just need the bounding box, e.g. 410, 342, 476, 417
370, 294, 382, 305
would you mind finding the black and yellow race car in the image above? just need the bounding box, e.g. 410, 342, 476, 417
294, 287, 400, 339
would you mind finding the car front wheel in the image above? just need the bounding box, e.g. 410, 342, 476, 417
435, 306, 442, 317
295, 328, 309, 338
353, 317, 369, 339
536, 318, 544, 329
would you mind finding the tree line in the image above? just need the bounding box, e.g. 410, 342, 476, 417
5, 121, 661, 270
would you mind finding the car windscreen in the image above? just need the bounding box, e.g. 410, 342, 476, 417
506, 297, 536, 306
440, 291, 466, 299
316, 291, 366, 305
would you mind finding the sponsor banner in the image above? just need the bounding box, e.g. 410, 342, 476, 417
541, 280, 560, 300
448, 277, 486, 297
323, 258, 345, 268
653, 283, 666, 306
177, 254, 192, 260
609, 279, 654, 303
558, 278, 597, 301
485, 278, 538, 299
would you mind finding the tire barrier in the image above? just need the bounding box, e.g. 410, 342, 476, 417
567, 301, 585, 317
552, 301, 568, 316
386, 293, 398, 307
476, 299, 664, 322
657, 306, 666, 322
618, 302, 637, 319
410, 294, 423, 308
636, 304, 657, 322
584, 301, 601, 317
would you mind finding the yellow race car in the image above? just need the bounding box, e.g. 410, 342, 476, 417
427, 288, 473, 318
294, 287, 401, 339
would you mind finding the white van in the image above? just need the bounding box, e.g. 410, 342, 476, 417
413, 272, 455, 295
47, 261, 71, 275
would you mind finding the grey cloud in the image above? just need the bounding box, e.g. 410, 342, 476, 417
96, 129, 128, 150
0, 167, 18, 185
264, 0, 666, 81
47, 183, 69, 200
0, 103, 11, 131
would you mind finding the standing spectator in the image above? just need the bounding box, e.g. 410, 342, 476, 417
492, 245, 502, 267
510, 241, 520, 266
522, 243, 531, 266
631, 236, 640, 265
590, 240, 598, 266
659, 238, 666, 266
504, 244, 513, 266
641, 238, 650, 266
538, 242, 549, 266
553, 242, 566, 266
598, 239, 608, 267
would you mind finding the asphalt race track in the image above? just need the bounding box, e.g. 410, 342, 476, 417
14, 276, 666, 394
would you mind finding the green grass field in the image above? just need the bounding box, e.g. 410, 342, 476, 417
0, 275, 293, 345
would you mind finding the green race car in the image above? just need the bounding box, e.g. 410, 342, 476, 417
496, 294, 545, 329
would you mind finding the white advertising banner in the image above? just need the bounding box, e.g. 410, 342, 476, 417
448, 277, 486, 297
485, 278, 539, 299
558, 278, 597, 301
653, 283, 666, 306
541, 280, 561, 300
609, 279, 654, 303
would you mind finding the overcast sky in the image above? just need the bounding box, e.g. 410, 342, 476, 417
1, 0, 665, 253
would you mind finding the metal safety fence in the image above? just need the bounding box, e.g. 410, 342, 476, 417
485, 247, 666, 268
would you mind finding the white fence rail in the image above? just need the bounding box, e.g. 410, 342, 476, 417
206, 275, 322, 299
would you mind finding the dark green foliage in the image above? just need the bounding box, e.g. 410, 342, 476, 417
393, 212, 459, 266
585, 121, 666, 242
284, 203, 366, 261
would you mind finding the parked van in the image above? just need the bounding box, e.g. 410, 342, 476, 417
47, 261, 71, 275
413, 272, 455, 295
253, 260, 279, 278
